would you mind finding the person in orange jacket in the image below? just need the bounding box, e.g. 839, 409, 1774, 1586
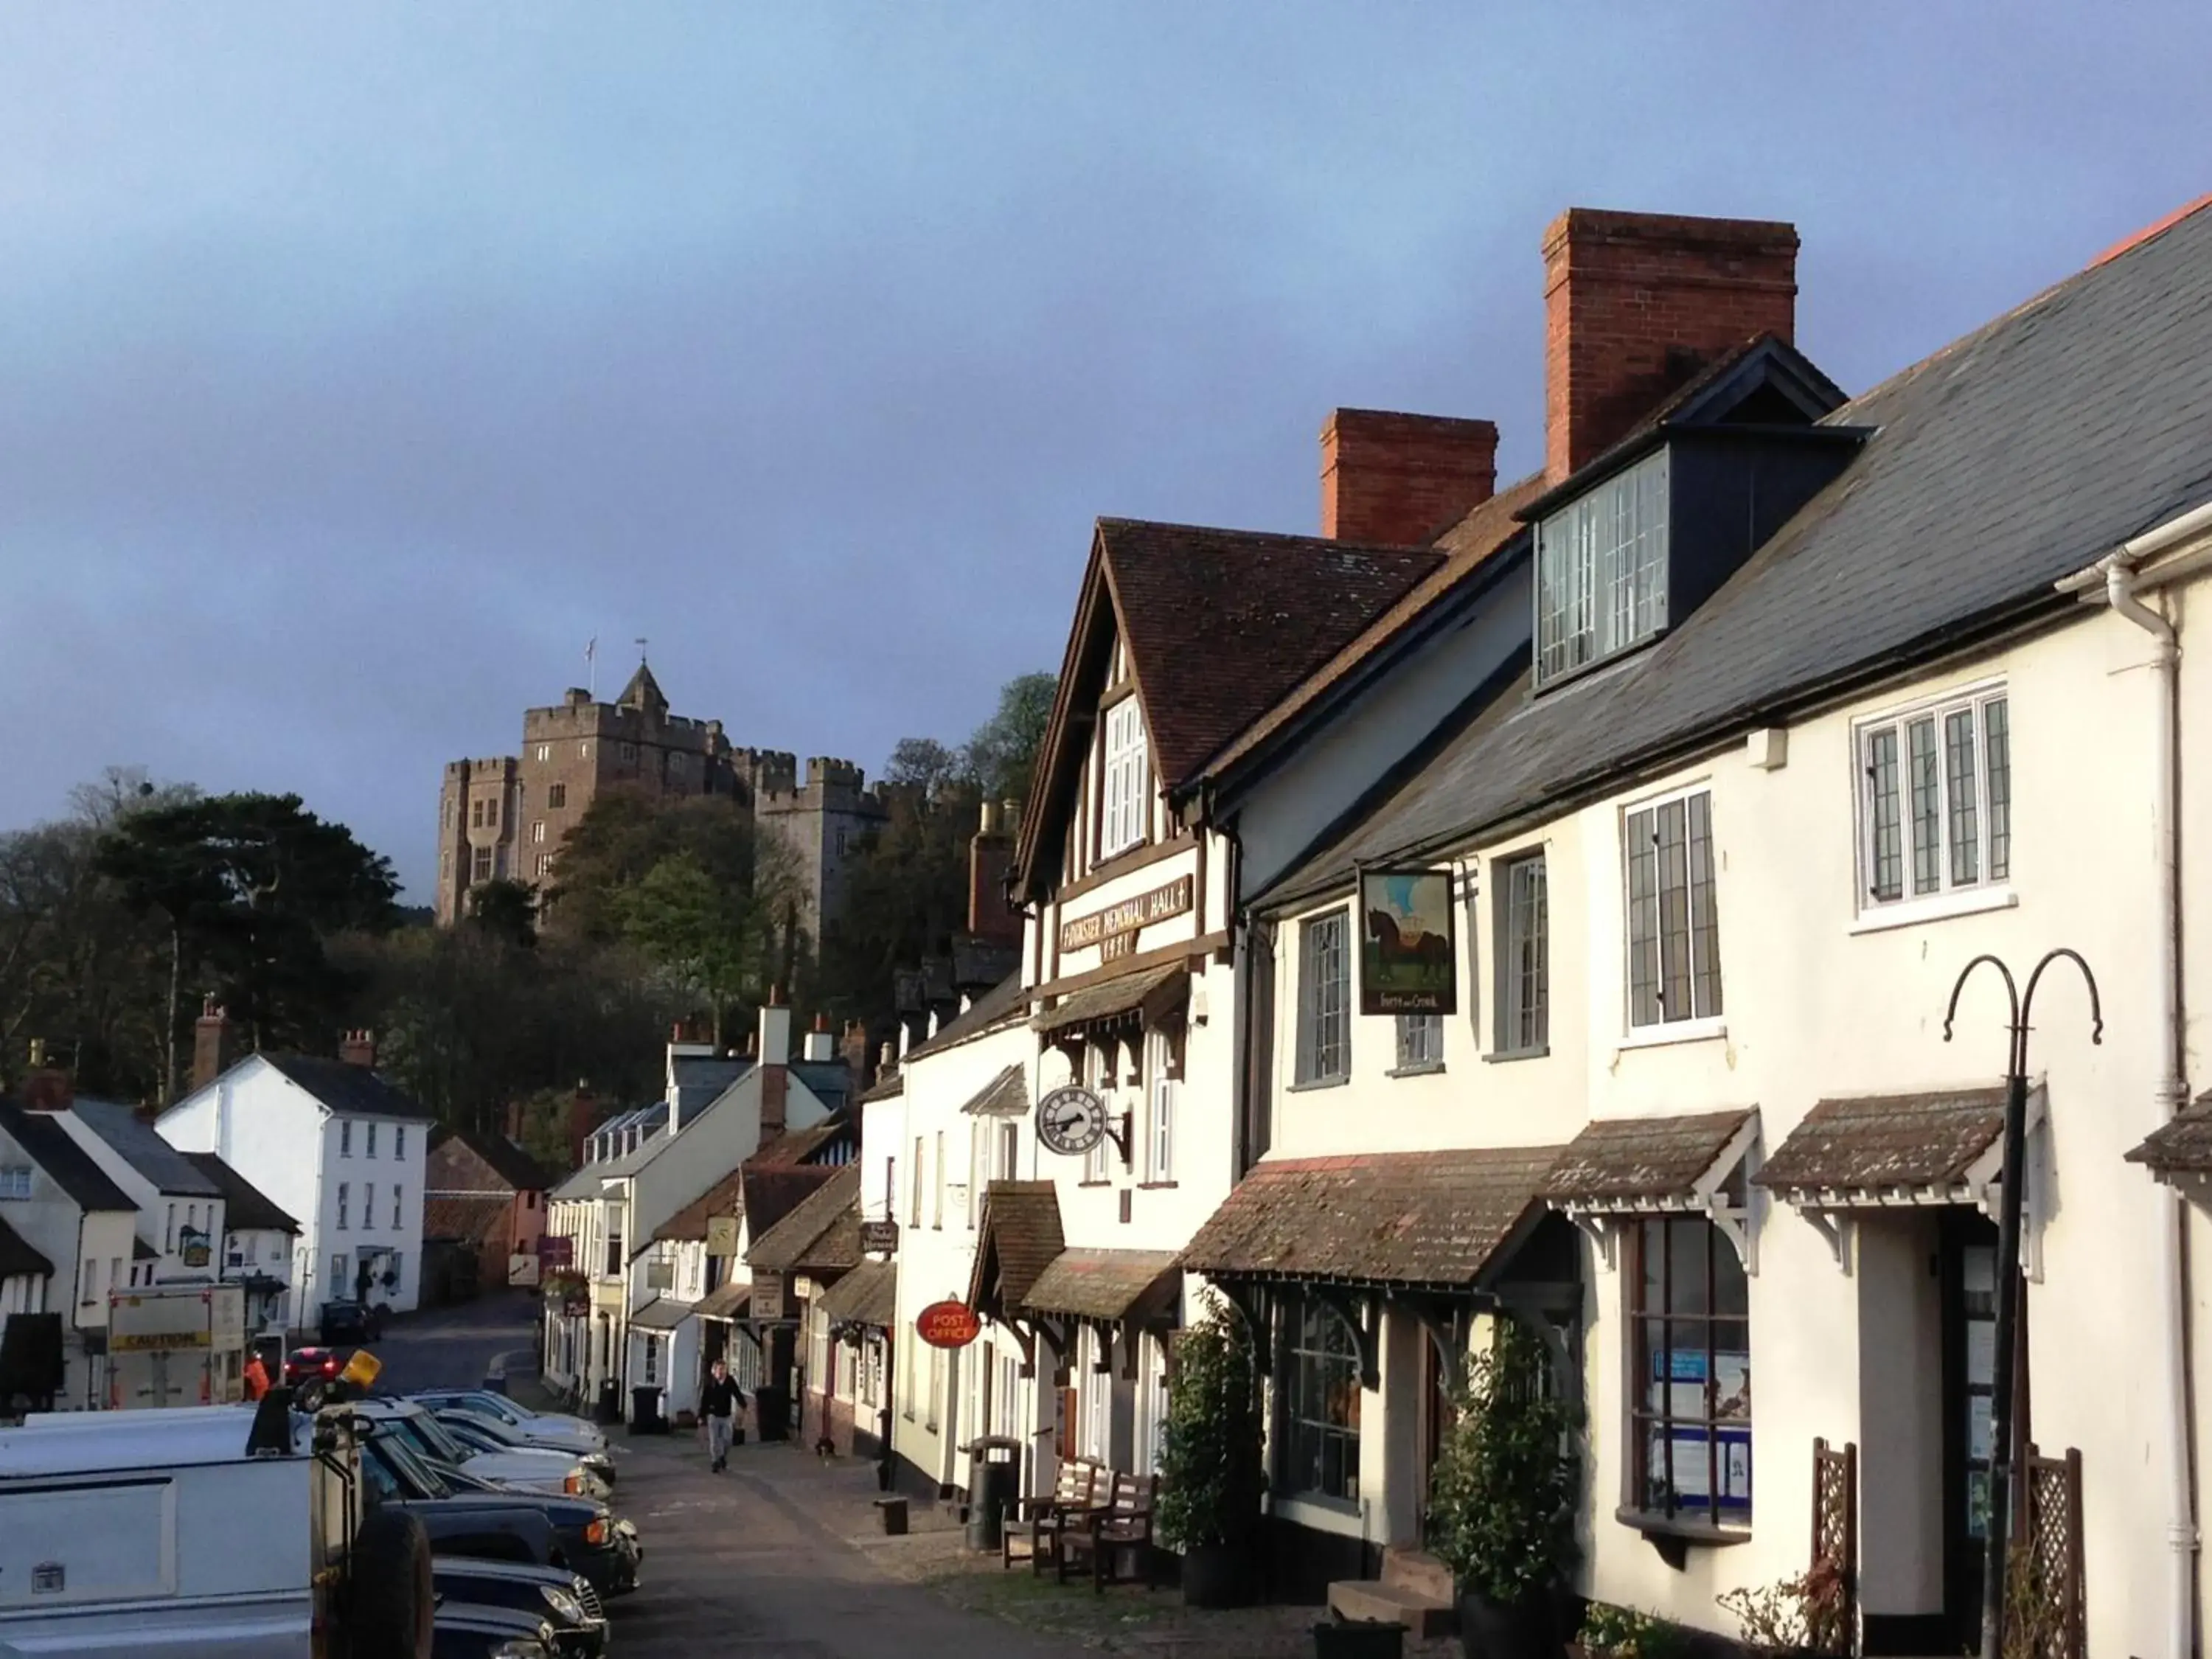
243, 1349, 271, 1401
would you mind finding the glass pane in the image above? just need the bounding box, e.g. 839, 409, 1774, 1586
1713, 1324, 1750, 1424
1909, 717, 1941, 894
1946, 708, 1980, 885
1655, 800, 1691, 1021
1638, 1318, 1672, 1412
1639, 1220, 1665, 1311
1984, 698, 2011, 880
1686, 791, 1721, 1018
1713, 1233, 1748, 1318
1865, 725, 1903, 900
1668, 1219, 1710, 1316
1626, 810, 1660, 1026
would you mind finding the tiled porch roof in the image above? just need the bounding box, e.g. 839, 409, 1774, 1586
967, 1181, 1065, 1312
1757, 1088, 2007, 1195
1180, 1147, 1561, 1288
2129, 1096, 2212, 1178
959, 1065, 1029, 1119
1032, 965, 1186, 1040
1540, 1110, 1756, 1206
1023, 1250, 1180, 1323
745, 1165, 862, 1275
630, 1296, 693, 1332
817, 1259, 897, 1329
695, 1281, 751, 1321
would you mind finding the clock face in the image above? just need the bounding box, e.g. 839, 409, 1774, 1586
1035, 1084, 1107, 1157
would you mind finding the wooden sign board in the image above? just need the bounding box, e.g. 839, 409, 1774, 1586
538, 1235, 574, 1269
751, 1275, 787, 1322
1058, 874, 1192, 956
706, 1215, 740, 1257
859, 1220, 900, 1254
1359, 866, 1458, 1015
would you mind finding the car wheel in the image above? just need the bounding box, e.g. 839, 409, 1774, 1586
345, 1507, 433, 1659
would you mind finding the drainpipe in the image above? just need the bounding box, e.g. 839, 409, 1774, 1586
2063, 498, 2212, 1659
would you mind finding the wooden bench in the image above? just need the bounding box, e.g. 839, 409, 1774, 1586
1058, 1472, 1157, 1593
1001, 1458, 1111, 1574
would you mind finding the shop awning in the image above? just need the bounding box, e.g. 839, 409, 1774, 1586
967, 1180, 1065, 1316
1023, 1250, 1180, 1323
630, 1296, 694, 1332
1180, 1146, 1562, 1290
959, 1065, 1029, 1119
1757, 1087, 2011, 1203
1032, 965, 1186, 1040
817, 1259, 897, 1329
695, 1281, 751, 1321
2126, 1093, 2212, 1181
1540, 1109, 1757, 1211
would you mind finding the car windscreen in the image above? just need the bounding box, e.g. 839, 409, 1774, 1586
370, 1430, 453, 1499
401, 1409, 475, 1464
445, 1409, 526, 1447
441, 1416, 509, 1451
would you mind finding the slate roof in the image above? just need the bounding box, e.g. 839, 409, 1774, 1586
262, 1055, 438, 1122
1540, 1110, 1756, 1206
0, 1213, 53, 1280
70, 1098, 222, 1197
1263, 201, 2212, 908
424, 1194, 510, 1245
0, 1102, 135, 1213
429, 1128, 555, 1194
740, 1165, 841, 1246
792, 1060, 858, 1113
745, 1164, 862, 1275
817, 1259, 897, 1329
1032, 965, 1187, 1038
858, 1073, 905, 1105
630, 1296, 693, 1332
180, 1152, 299, 1234
1180, 1147, 1561, 1288
907, 972, 1029, 1062
1023, 1250, 1180, 1322
967, 1181, 1066, 1312
959, 1065, 1029, 1119
2127, 1096, 2212, 1177
694, 1281, 751, 1321
1759, 1088, 2010, 1194
655, 1169, 748, 1244
132, 1237, 157, 1261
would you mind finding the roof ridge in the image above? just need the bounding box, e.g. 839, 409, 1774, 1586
1094, 515, 1440, 555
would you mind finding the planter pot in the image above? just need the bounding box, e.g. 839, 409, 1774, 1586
1458, 1590, 1555, 1659
1315, 1619, 1408, 1659
1179, 1542, 1251, 1609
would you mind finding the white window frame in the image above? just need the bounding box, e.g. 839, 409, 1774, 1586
339, 1121, 353, 1158
366, 1123, 378, 1157
1622, 784, 1723, 1035
911, 1137, 925, 1225
392, 1185, 403, 1229
394, 1127, 406, 1158
1294, 908, 1352, 1085
1099, 696, 1150, 860
363, 1184, 375, 1233
1083, 1045, 1112, 1182
1852, 681, 2012, 923
336, 1184, 350, 1231
0, 1165, 32, 1200
1534, 448, 1671, 685
1145, 1027, 1178, 1181
1393, 1012, 1443, 1072
933, 1130, 945, 1228
1085, 1331, 1111, 1461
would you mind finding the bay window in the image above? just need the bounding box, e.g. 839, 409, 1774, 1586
1283, 1301, 1361, 1503
1630, 1216, 1752, 1528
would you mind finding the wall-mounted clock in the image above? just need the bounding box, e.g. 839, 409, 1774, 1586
1035, 1084, 1108, 1157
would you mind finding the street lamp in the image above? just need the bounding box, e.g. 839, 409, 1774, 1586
1942, 949, 2101, 1659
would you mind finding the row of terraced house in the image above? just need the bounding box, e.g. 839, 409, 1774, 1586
536, 197, 2212, 1659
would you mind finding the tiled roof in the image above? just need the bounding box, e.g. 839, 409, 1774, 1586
745, 1165, 862, 1274
740, 1165, 840, 1245
2128, 1096, 2212, 1178
1023, 1250, 1180, 1322
262, 1055, 439, 1122
423, 1194, 509, 1245
430, 1128, 554, 1194
695, 1281, 751, 1321
180, 1152, 299, 1234
757, 1119, 853, 1166
1540, 1110, 1756, 1206
1032, 965, 1186, 1038
630, 1296, 694, 1332
967, 1180, 1065, 1312
0, 1102, 135, 1213
132, 1236, 158, 1261
1180, 1147, 1560, 1287
907, 972, 1029, 1062
858, 1073, 904, 1104
1099, 520, 1446, 791
1759, 1089, 2009, 1194
0, 1212, 53, 1280
654, 1168, 747, 1243
817, 1259, 897, 1329
959, 1065, 1029, 1119
1263, 200, 2212, 910
72, 1099, 223, 1197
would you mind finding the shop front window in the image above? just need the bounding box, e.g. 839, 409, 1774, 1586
1630, 1216, 1752, 1529
1284, 1301, 1361, 1503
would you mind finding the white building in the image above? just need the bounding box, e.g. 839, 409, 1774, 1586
157, 1036, 431, 1324
180, 1151, 302, 1334
0, 1090, 141, 1407
54, 1098, 227, 1287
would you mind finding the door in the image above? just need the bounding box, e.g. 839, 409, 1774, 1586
1416, 1338, 1450, 1545
1941, 1210, 2010, 1649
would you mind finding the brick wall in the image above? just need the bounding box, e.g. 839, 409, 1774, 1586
1320, 408, 1498, 545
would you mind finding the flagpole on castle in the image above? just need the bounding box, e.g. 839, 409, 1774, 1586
585, 637, 597, 698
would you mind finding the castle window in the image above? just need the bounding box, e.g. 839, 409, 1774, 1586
532, 821, 547, 844
619, 742, 638, 764
578, 742, 590, 759
549, 783, 567, 810
470, 799, 484, 829
535, 744, 552, 762
471, 847, 492, 883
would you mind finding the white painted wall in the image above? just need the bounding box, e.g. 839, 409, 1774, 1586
50, 1111, 226, 1287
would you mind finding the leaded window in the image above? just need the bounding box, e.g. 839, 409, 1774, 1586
1295, 910, 1350, 1085
1495, 852, 1549, 1054
1630, 1216, 1751, 1528
1625, 790, 1722, 1029
1534, 450, 1671, 685
1394, 1015, 1442, 1071
1857, 689, 2011, 907
1284, 1302, 1361, 1503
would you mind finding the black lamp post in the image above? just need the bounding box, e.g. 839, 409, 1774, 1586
1942, 949, 2101, 1659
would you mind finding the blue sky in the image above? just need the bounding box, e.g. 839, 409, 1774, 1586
3, 4, 2206, 899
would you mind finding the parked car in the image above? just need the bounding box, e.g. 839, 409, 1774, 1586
431, 1559, 607, 1659
435, 1407, 619, 1489
321, 1298, 386, 1343
355, 1398, 608, 1500
361, 1429, 636, 1599
431, 1598, 563, 1659
416, 1502, 568, 1571
284, 1345, 349, 1386
410, 1389, 608, 1457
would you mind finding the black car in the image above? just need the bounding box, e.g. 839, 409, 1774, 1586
321, 1298, 386, 1343
361, 1428, 633, 1599
431, 1559, 606, 1659
431, 1599, 563, 1659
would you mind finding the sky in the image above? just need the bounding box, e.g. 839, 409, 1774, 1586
3, 4, 2208, 901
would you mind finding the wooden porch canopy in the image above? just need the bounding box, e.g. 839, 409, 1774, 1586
1020, 1248, 1181, 1380
1540, 1108, 1759, 1270
818, 1259, 897, 1331
1757, 1084, 2037, 1270
1032, 964, 1187, 1042
2126, 1089, 2212, 1183
968, 1180, 1066, 1376
630, 1295, 693, 1333
693, 1281, 751, 1321
959, 1064, 1029, 1119
1178, 1146, 1568, 1388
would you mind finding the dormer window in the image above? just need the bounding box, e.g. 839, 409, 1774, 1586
1535, 449, 1670, 685
1099, 698, 1150, 859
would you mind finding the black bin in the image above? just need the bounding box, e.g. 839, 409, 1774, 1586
595, 1380, 621, 1425
964, 1435, 1023, 1551
754, 1383, 790, 1442
630, 1385, 664, 1433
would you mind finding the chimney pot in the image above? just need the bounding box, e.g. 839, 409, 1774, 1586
1320, 409, 1499, 544
338, 1029, 377, 1069
191, 1002, 232, 1097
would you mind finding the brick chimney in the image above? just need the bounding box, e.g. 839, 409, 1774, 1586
842, 1019, 870, 1099
567, 1082, 595, 1172
191, 997, 232, 1096
19, 1040, 72, 1113
967, 800, 1021, 947
338, 1029, 378, 1068
1321, 410, 1498, 544
757, 988, 791, 1142
802, 1013, 835, 1064
1543, 208, 1799, 481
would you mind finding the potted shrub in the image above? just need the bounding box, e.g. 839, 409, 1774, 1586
1579, 1601, 1690, 1659
1156, 1292, 1265, 1609
1425, 1318, 1579, 1659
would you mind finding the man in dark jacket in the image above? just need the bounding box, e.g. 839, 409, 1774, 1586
701, 1358, 745, 1472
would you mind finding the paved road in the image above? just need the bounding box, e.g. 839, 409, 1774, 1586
368, 1290, 540, 1392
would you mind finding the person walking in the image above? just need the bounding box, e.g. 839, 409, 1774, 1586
242, 1349, 271, 1402
700, 1358, 745, 1472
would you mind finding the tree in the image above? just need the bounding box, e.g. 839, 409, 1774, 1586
964, 671, 1055, 803
548, 792, 768, 942
617, 852, 783, 1046
465, 879, 538, 950
885, 737, 964, 796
